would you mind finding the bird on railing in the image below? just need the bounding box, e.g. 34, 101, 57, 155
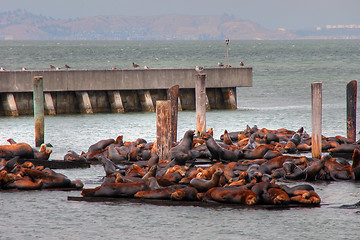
218, 62, 224, 67
0, 67, 6, 71
112, 67, 117, 70
64, 64, 71, 70
144, 66, 149, 69
50, 65, 55, 69
132, 62, 139, 68
195, 66, 204, 74
22, 67, 27, 71
240, 61, 244, 66
56, 67, 61, 70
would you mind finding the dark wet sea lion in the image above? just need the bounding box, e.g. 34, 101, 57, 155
171, 186, 199, 201
98, 155, 122, 176
304, 155, 329, 181
169, 130, 195, 164
0, 156, 19, 172
190, 170, 223, 192
63, 150, 86, 162
85, 138, 115, 158
108, 145, 127, 162
203, 134, 237, 161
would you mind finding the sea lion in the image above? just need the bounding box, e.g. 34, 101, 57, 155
108, 145, 127, 162
63, 150, 86, 162
201, 186, 258, 205
0, 143, 34, 159
280, 184, 315, 196
203, 134, 238, 161
304, 155, 329, 181
290, 190, 321, 205
190, 169, 223, 192
283, 161, 305, 180
98, 155, 123, 176
85, 138, 115, 159
82, 181, 149, 197
134, 185, 186, 199
170, 186, 199, 201
263, 188, 290, 205
6, 177, 43, 190
169, 130, 195, 165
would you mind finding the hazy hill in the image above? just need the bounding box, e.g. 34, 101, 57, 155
0, 9, 295, 40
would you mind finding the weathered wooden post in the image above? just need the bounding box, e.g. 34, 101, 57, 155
346, 80, 357, 142
156, 100, 171, 160
33, 76, 44, 147
195, 73, 206, 137
311, 82, 322, 159
167, 85, 179, 143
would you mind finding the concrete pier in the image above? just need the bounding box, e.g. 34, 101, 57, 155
0, 67, 252, 116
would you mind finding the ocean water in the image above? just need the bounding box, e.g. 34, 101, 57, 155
1, 40, 360, 239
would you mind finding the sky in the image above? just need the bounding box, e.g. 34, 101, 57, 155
1, 0, 359, 30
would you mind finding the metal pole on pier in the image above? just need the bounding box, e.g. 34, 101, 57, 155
311, 82, 322, 159
346, 80, 357, 142
156, 100, 172, 160
167, 85, 179, 143
225, 38, 230, 68
33, 76, 44, 147
195, 74, 206, 137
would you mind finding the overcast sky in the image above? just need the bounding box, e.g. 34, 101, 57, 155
1, 0, 359, 30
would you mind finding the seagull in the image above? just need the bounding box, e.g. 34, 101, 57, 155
112, 67, 117, 70
22, 67, 27, 71
218, 62, 224, 67
64, 64, 71, 69
195, 66, 204, 74
56, 67, 61, 70
240, 62, 244, 66
50, 65, 55, 69
132, 62, 139, 68
0, 67, 5, 71
144, 66, 149, 69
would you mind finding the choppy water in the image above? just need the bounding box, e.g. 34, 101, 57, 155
1, 40, 360, 239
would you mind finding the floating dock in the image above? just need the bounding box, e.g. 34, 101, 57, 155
0, 67, 252, 116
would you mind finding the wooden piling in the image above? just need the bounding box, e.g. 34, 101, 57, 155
33, 76, 44, 147
346, 80, 357, 142
311, 82, 322, 159
156, 100, 172, 160
167, 85, 179, 143
222, 88, 237, 109
195, 74, 206, 137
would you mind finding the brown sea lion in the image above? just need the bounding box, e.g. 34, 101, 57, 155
134, 185, 186, 199
263, 188, 290, 205
0, 143, 34, 159
82, 181, 149, 197
304, 155, 329, 181
6, 177, 43, 190
280, 184, 315, 196
202, 186, 258, 205
63, 150, 86, 162
190, 170, 223, 192
290, 190, 321, 205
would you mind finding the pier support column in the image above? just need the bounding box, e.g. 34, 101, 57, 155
222, 87, 237, 109
3, 93, 19, 116
76, 91, 93, 114
346, 80, 357, 142
156, 100, 171, 160
139, 90, 155, 112
311, 82, 322, 159
107, 90, 125, 113
44, 93, 56, 115
205, 94, 211, 110
33, 76, 44, 147
177, 97, 183, 111
195, 74, 207, 137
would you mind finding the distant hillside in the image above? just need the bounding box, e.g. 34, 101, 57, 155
0, 9, 295, 40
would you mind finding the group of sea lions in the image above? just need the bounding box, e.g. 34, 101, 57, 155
81, 126, 360, 206
0, 158, 83, 190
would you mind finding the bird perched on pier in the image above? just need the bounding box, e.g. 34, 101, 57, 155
195, 66, 204, 74
50, 65, 55, 69
240, 61, 244, 66
56, 67, 61, 70
22, 67, 27, 71
0, 67, 6, 71
218, 62, 224, 67
144, 66, 149, 69
64, 64, 71, 70
112, 67, 117, 70
132, 62, 139, 68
